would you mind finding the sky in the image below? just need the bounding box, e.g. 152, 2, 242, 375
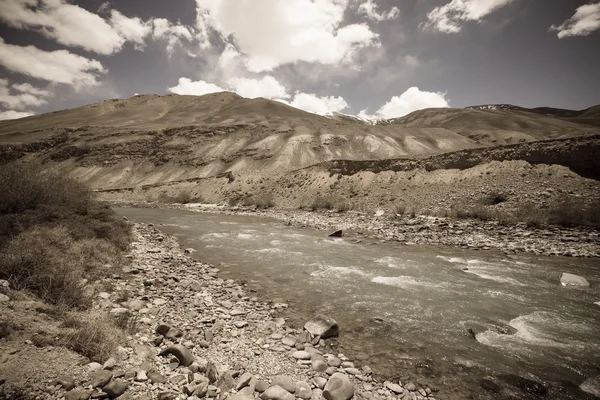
0, 0, 599, 121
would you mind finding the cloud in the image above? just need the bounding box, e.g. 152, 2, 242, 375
0, 0, 125, 54
0, 38, 106, 86
109, 9, 152, 48
152, 18, 194, 54
168, 75, 348, 115
168, 77, 227, 95
285, 92, 349, 115
228, 76, 289, 99
195, 0, 379, 72
357, 0, 400, 22
0, 79, 51, 110
550, 1, 600, 38
0, 110, 35, 120
358, 87, 449, 119
423, 0, 515, 33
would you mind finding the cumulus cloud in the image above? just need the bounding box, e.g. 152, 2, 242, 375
357, 0, 400, 22
550, 1, 600, 38
0, 0, 125, 54
195, 0, 379, 72
168, 77, 227, 96
168, 75, 348, 115
358, 87, 449, 120
228, 76, 289, 99
423, 0, 514, 33
0, 110, 35, 120
285, 93, 349, 115
0, 79, 51, 110
109, 9, 152, 48
0, 38, 106, 86
152, 18, 194, 54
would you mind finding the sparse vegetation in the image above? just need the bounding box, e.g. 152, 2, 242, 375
242, 194, 275, 209
61, 312, 126, 363
158, 191, 203, 204
310, 195, 350, 212
480, 191, 508, 205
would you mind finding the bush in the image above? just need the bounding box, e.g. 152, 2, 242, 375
158, 191, 203, 204
61, 312, 126, 363
0, 163, 131, 307
310, 195, 350, 212
480, 191, 508, 205
242, 194, 275, 209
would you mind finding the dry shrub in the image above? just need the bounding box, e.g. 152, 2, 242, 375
158, 191, 203, 204
479, 191, 508, 205
242, 194, 275, 209
62, 312, 125, 363
311, 195, 350, 212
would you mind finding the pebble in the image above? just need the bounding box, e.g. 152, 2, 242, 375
293, 351, 311, 360
271, 375, 296, 393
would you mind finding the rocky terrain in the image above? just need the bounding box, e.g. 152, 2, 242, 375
0, 223, 452, 400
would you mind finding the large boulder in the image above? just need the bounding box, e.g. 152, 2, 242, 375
304, 314, 339, 339
158, 345, 195, 366
560, 273, 590, 287
260, 385, 295, 400
323, 373, 354, 400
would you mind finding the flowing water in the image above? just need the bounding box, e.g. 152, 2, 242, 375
117, 207, 600, 399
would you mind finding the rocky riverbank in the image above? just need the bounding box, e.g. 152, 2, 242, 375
0, 223, 444, 400
108, 201, 600, 258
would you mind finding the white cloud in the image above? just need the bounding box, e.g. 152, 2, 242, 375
358, 87, 449, 119
423, 0, 514, 33
228, 76, 289, 99
285, 92, 349, 115
0, 79, 50, 110
0, 110, 35, 120
0, 0, 125, 54
357, 0, 400, 22
550, 2, 600, 38
152, 18, 194, 54
195, 0, 379, 72
168, 77, 226, 96
0, 38, 106, 86
109, 9, 151, 48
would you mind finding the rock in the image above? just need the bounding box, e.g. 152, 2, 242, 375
230, 393, 254, 400
217, 370, 235, 392
312, 360, 328, 372
183, 383, 198, 396
158, 344, 195, 366
260, 385, 295, 400
64, 390, 89, 400
329, 230, 343, 238
405, 383, 416, 391
272, 375, 296, 393
312, 377, 327, 389
135, 370, 147, 382
102, 379, 129, 398
295, 382, 312, 399
480, 378, 501, 393
236, 372, 254, 391
87, 362, 104, 372
206, 361, 219, 383
0, 294, 9, 302
293, 351, 311, 360
344, 368, 360, 375
103, 358, 116, 370
384, 382, 403, 394
53, 376, 76, 391
560, 273, 590, 287
110, 308, 129, 315
304, 314, 339, 339
127, 300, 145, 311
581, 376, 600, 397
255, 380, 269, 393
327, 357, 342, 367
147, 371, 167, 384
501, 375, 547, 397
89, 370, 113, 388
164, 328, 183, 340
282, 337, 296, 347
323, 373, 354, 400
155, 324, 171, 336
193, 377, 209, 397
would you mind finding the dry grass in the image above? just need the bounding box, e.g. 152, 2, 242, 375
310, 195, 350, 212
242, 194, 275, 209
61, 312, 126, 363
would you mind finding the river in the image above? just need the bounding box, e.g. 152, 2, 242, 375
117, 207, 600, 399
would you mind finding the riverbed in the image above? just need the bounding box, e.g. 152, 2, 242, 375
117, 207, 600, 399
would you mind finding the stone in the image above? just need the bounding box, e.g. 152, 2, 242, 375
323, 373, 354, 400
127, 300, 145, 311
64, 390, 89, 400
328, 357, 342, 367
235, 321, 248, 328
164, 328, 184, 340
255, 380, 269, 393
147, 371, 167, 384
0, 294, 9, 302
110, 308, 129, 315
272, 375, 296, 393
384, 382, 403, 394
304, 314, 339, 339
260, 385, 295, 400
236, 372, 254, 391
560, 273, 590, 287
312, 377, 328, 389
102, 380, 129, 398
405, 383, 416, 391
183, 383, 198, 396
135, 370, 147, 382
206, 361, 219, 383
155, 324, 171, 336
217, 370, 235, 392
329, 230, 343, 238
193, 377, 209, 397
53, 376, 76, 391
89, 370, 113, 388
295, 382, 312, 399
344, 368, 360, 375
480, 378, 501, 393
312, 360, 328, 373
103, 358, 116, 370
293, 351, 311, 360
158, 345, 195, 366
282, 337, 296, 347
581, 376, 600, 397
230, 393, 254, 400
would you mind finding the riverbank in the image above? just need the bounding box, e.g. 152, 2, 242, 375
1, 223, 448, 400
107, 201, 600, 258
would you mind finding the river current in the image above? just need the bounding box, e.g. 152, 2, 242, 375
117, 207, 600, 399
